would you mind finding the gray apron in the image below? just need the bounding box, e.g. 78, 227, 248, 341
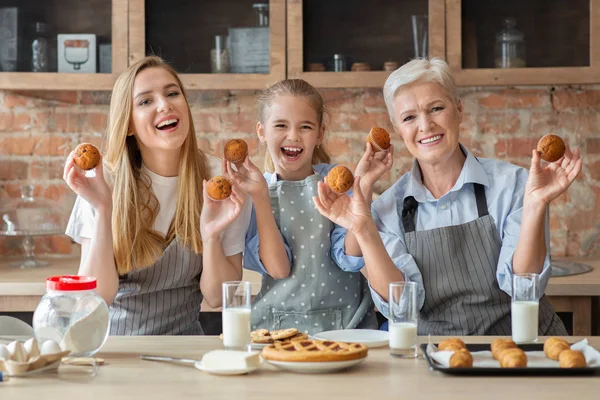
402, 183, 567, 336
251, 172, 377, 335
110, 239, 204, 335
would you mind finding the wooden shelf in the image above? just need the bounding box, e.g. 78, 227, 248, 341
287, 0, 445, 89
0, 0, 127, 91
447, 0, 600, 86
128, 0, 286, 91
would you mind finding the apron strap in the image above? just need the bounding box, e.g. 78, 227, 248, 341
401, 183, 489, 233
401, 196, 418, 233
473, 183, 489, 218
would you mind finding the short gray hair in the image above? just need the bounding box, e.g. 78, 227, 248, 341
383, 57, 458, 126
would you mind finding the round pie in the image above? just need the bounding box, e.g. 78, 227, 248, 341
262, 339, 368, 362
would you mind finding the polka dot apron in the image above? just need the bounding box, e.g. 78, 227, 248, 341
251, 171, 377, 335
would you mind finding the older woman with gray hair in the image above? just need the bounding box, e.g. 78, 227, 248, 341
315, 58, 581, 336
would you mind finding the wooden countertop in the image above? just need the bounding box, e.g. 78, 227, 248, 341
1, 256, 599, 297
1, 336, 599, 399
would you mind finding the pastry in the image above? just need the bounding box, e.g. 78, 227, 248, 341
250, 329, 273, 344
498, 348, 527, 368
537, 134, 566, 162
366, 126, 391, 152
543, 337, 570, 360
270, 328, 299, 341
224, 139, 248, 165
558, 350, 586, 368
326, 165, 354, 194
491, 338, 518, 360
438, 338, 466, 351
73, 143, 101, 170
262, 339, 368, 362
205, 176, 232, 201
449, 349, 473, 368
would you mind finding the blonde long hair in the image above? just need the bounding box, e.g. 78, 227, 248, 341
104, 56, 208, 275
257, 79, 331, 172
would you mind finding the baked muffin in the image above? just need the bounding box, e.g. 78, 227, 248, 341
224, 139, 248, 165
326, 166, 354, 194
205, 176, 232, 201
73, 143, 101, 170
537, 134, 566, 162
558, 350, 586, 368
366, 127, 391, 152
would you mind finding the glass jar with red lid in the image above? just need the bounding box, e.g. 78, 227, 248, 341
33, 276, 110, 357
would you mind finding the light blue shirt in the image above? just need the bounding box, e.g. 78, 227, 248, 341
331, 145, 552, 318
244, 163, 349, 274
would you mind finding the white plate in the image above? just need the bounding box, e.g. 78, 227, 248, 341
250, 343, 270, 350
312, 329, 389, 348
194, 360, 259, 376
266, 357, 366, 374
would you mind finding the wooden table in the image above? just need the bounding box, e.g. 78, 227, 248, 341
1, 256, 599, 334
1, 336, 599, 399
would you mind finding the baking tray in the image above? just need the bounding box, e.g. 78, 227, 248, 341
420, 343, 600, 376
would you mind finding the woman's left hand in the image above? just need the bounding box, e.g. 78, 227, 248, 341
525, 146, 582, 205
200, 182, 245, 240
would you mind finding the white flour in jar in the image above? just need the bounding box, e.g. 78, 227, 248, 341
60, 302, 109, 355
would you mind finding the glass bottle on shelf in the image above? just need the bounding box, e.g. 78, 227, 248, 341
253, 3, 269, 27
495, 17, 526, 68
210, 34, 230, 73
31, 22, 49, 72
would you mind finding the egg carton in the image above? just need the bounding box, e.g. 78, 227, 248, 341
0, 339, 70, 376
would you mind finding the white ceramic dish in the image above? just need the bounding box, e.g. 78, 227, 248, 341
194, 360, 259, 376
312, 329, 389, 348
250, 342, 271, 350
266, 357, 366, 374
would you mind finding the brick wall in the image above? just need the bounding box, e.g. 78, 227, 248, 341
1, 86, 599, 258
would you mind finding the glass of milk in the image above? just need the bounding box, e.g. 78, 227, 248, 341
388, 281, 418, 358
222, 281, 252, 350
511, 273, 540, 343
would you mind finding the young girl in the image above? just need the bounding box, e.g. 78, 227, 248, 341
226, 79, 389, 334
64, 56, 250, 335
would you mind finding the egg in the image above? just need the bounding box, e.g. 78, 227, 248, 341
40, 340, 62, 355
7, 341, 26, 362
0, 344, 10, 360
24, 338, 40, 360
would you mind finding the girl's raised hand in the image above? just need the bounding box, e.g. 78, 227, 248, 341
223, 157, 269, 199
312, 176, 373, 234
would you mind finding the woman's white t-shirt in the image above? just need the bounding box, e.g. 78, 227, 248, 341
65, 155, 251, 257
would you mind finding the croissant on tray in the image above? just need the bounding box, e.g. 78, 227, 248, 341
449, 349, 473, 368
498, 348, 527, 368
491, 338, 518, 360
558, 350, 586, 368
543, 337, 570, 361
438, 338, 466, 351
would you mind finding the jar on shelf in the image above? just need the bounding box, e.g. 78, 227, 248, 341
31, 22, 49, 72
495, 17, 526, 68
210, 34, 230, 73
253, 3, 269, 27
33, 276, 110, 357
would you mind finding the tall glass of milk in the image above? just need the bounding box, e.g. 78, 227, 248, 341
222, 281, 252, 350
388, 281, 418, 358
511, 273, 540, 343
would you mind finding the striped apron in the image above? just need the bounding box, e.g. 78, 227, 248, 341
109, 239, 204, 335
402, 183, 567, 336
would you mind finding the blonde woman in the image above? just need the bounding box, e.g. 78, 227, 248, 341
64, 56, 250, 335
